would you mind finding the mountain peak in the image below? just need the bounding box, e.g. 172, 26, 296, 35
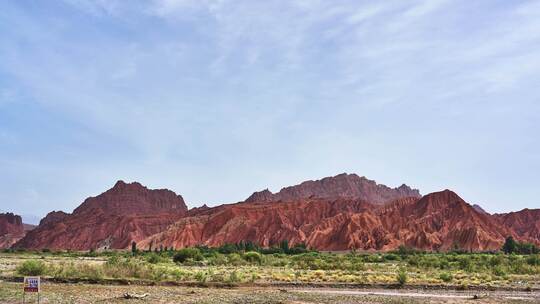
15, 182, 189, 250
413, 189, 471, 214
73, 181, 187, 216
112, 180, 145, 191
245, 173, 420, 204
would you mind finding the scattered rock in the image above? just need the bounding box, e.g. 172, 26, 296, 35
123, 292, 149, 299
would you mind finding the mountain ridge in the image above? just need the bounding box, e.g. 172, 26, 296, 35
245, 173, 421, 205
14, 181, 188, 250
9, 174, 539, 251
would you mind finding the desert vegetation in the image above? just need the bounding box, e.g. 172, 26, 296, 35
1, 242, 538, 291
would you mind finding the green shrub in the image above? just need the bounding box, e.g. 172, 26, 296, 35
16, 260, 46, 276
106, 255, 120, 266
407, 255, 420, 267
526, 255, 539, 266
228, 270, 241, 283
492, 265, 507, 277
103, 258, 153, 279
383, 253, 399, 261
84, 248, 98, 257
218, 243, 238, 254
365, 254, 383, 263
79, 264, 103, 280
396, 245, 419, 256
438, 258, 450, 269
243, 251, 262, 264
457, 256, 473, 272
439, 272, 453, 282
173, 248, 203, 264
508, 258, 532, 274
146, 253, 161, 264
195, 271, 208, 283
207, 253, 228, 266
419, 255, 441, 269
489, 255, 504, 267
396, 268, 407, 286
227, 253, 247, 266
288, 243, 309, 255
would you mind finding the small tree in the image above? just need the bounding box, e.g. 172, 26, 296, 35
131, 241, 137, 255
396, 268, 408, 287
502, 236, 517, 254
279, 240, 290, 254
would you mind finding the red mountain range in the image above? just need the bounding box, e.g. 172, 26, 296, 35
9, 174, 540, 251
14, 181, 187, 250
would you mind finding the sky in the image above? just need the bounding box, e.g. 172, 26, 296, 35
1, 0, 539, 223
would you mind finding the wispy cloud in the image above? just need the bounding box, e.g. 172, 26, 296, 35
0, 0, 539, 217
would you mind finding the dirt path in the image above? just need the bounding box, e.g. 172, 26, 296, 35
294, 288, 540, 301
1, 281, 539, 303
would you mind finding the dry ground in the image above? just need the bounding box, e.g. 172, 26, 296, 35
0, 281, 539, 304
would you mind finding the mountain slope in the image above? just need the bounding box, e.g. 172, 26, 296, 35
138, 198, 378, 250
378, 190, 510, 251
495, 208, 540, 243
12, 174, 538, 252
15, 181, 188, 250
139, 189, 516, 251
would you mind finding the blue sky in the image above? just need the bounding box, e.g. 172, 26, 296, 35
1, 0, 539, 223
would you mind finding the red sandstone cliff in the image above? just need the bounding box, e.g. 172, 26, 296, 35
11, 174, 539, 252
245, 173, 421, 205
377, 190, 510, 251
14, 181, 188, 250
138, 198, 378, 250
495, 208, 540, 244
0, 213, 26, 248
139, 189, 517, 251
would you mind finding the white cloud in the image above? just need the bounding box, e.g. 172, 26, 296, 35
1, 0, 540, 213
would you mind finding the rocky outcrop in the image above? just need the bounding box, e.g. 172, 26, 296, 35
0, 213, 26, 248
39, 211, 69, 227
139, 198, 377, 250
245, 173, 421, 205
495, 208, 540, 244
140, 189, 517, 251
377, 190, 510, 251
15, 181, 188, 250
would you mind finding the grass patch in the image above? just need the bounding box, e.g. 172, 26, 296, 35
16, 260, 46, 276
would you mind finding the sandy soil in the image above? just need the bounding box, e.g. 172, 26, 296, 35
1, 281, 539, 304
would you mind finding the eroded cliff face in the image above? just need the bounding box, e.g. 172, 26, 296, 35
139, 198, 378, 250
139, 190, 518, 251
15, 181, 188, 250
12, 174, 539, 252
245, 173, 421, 205
377, 190, 510, 251
495, 208, 540, 243
0, 213, 26, 248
